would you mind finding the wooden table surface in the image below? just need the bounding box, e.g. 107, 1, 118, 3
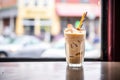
0, 62, 120, 80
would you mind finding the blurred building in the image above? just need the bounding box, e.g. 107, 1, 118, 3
0, 0, 100, 42
0, 0, 17, 35
55, 0, 101, 42
0, 0, 59, 39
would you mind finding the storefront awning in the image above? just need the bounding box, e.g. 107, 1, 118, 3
56, 3, 101, 18
0, 7, 17, 19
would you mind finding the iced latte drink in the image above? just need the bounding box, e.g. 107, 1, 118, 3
64, 25, 86, 67
64, 12, 87, 67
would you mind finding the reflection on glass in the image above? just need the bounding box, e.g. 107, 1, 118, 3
66, 65, 84, 80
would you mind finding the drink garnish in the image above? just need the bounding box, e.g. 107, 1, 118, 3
77, 12, 87, 30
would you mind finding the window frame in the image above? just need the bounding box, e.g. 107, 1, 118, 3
0, 0, 110, 62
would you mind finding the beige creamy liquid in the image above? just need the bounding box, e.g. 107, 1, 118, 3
64, 30, 85, 64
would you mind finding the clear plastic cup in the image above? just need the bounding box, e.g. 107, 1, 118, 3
64, 29, 86, 67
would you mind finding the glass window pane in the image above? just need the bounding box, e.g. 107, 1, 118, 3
0, 0, 101, 59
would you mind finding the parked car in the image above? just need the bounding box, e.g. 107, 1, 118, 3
41, 38, 100, 59
0, 35, 50, 58
0, 35, 14, 44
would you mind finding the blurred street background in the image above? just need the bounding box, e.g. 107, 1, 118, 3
0, 0, 101, 58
